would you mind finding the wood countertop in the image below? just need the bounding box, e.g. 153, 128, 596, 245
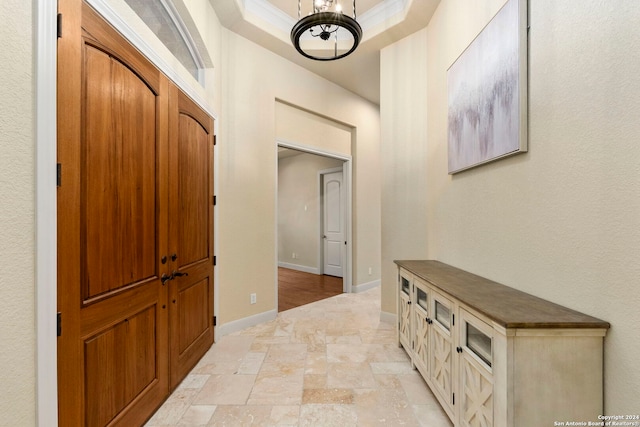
395, 260, 610, 330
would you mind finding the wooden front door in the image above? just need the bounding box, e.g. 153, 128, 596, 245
167, 87, 215, 389
57, 1, 214, 425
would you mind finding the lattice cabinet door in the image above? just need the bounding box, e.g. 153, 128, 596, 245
459, 308, 494, 427
398, 272, 412, 354
412, 280, 430, 378
430, 291, 455, 413
460, 355, 494, 427
399, 285, 412, 351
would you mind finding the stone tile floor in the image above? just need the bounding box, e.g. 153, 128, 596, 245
146, 287, 452, 426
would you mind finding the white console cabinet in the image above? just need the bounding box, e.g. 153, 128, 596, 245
396, 260, 609, 427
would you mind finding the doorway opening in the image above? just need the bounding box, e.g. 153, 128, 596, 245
276, 140, 352, 312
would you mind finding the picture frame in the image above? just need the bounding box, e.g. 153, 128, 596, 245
447, 0, 528, 174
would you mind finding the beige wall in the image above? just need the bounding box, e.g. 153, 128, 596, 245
278, 152, 344, 271
218, 30, 381, 324
276, 102, 352, 156
380, 28, 429, 314
381, 0, 640, 413
0, 0, 36, 425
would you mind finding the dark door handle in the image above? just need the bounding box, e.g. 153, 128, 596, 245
161, 273, 173, 285
172, 270, 188, 277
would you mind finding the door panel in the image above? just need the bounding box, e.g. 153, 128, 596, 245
84, 306, 157, 427
83, 45, 158, 300
168, 88, 215, 389
58, 2, 170, 426
323, 171, 344, 277
178, 113, 210, 266
178, 277, 211, 353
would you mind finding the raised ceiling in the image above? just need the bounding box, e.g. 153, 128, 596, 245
266, 0, 381, 20
210, 0, 440, 104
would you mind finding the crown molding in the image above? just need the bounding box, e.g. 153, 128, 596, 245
245, 0, 295, 35
242, 0, 411, 42
358, 0, 407, 33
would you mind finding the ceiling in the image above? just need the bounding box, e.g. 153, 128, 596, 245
266, 0, 382, 19
210, 0, 440, 104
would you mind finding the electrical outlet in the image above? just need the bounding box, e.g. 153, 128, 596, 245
292, 252, 296, 259
368, 267, 372, 275
250, 293, 256, 304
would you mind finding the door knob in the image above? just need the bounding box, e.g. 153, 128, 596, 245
161, 273, 173, 285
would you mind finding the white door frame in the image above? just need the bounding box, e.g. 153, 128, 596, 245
275, 139, 353, 300
36, 0, 58, 425
318, 167, 345, 282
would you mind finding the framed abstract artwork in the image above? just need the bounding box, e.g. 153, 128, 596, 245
447, 0, 528, 174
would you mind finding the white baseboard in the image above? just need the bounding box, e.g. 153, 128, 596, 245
380, 310, 396, 324
278, 261, 320, 275
216, 309, 278, 337
352, 279, 380, 293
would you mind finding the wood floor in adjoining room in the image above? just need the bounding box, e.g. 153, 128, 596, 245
278, 267, 343, 312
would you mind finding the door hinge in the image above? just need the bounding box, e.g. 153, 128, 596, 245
213, 135, 217, 146
452, 313, 455, 326
213, 195, 217, 205
57, 13, 62, 38
452, 392, 455, 405
57, 312, 62, 336
213, 256, 217, 266
212, 316, 216, 326
56, 163, 62, 187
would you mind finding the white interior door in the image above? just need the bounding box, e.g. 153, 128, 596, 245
323, 170, 344, 277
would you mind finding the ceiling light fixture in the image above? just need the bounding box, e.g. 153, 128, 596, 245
291, 0, 362, 61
